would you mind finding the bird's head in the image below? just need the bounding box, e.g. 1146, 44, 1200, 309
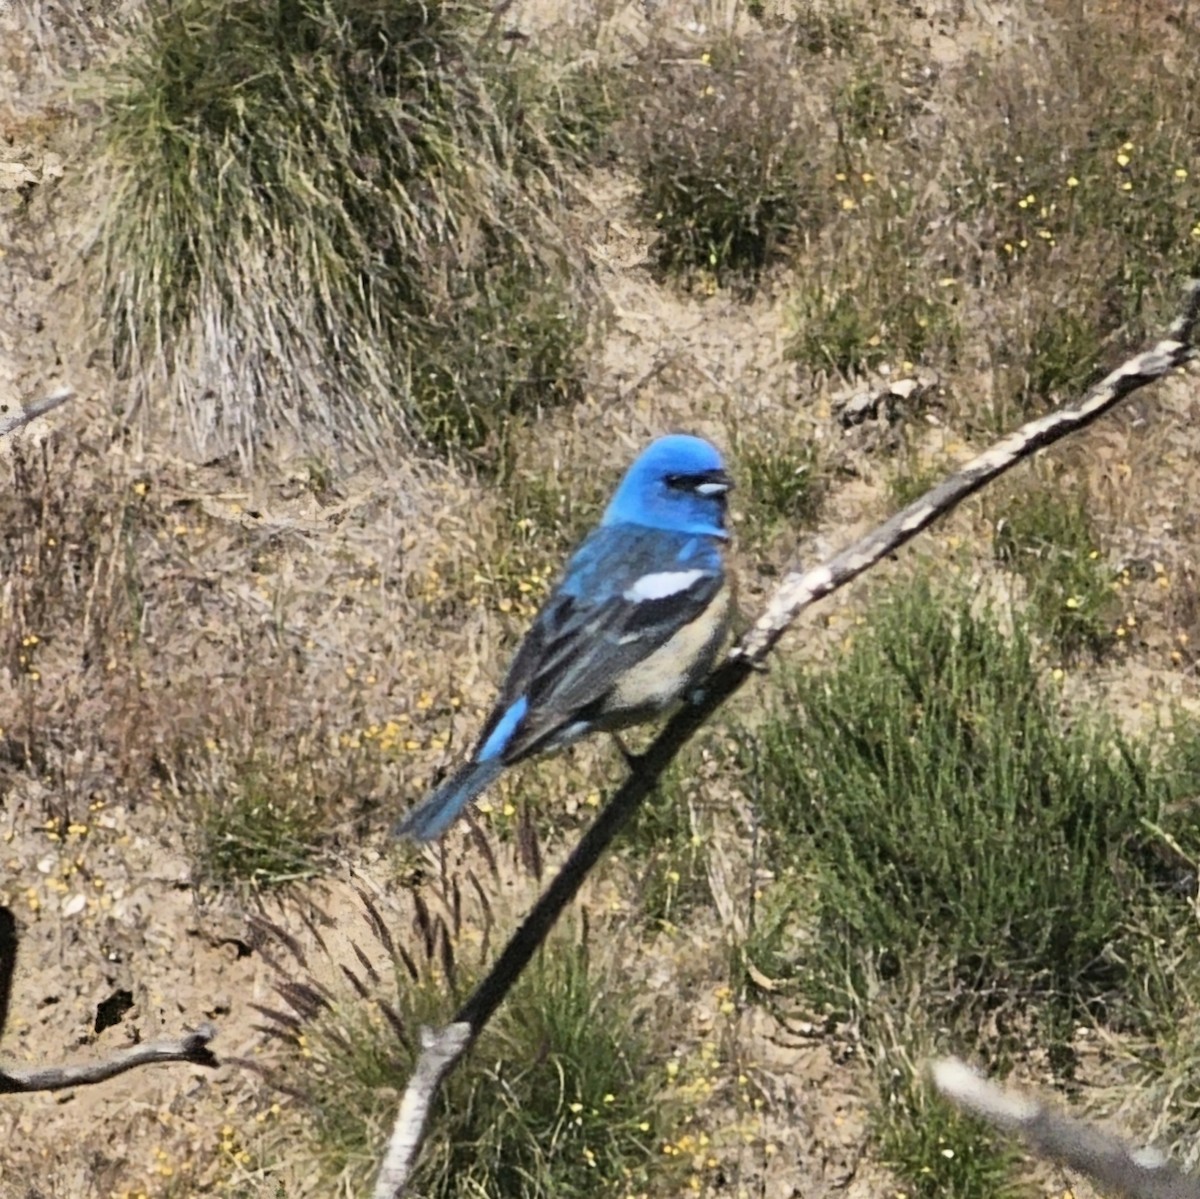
602, 434, 732, 539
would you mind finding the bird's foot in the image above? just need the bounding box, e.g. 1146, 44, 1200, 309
611, 732, 645, 769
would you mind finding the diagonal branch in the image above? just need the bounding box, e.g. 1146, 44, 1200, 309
736, 281, 1200, 664
933, 1057, 1200, 1199
0, 1024, 219, 1094
373, 1023, 472, 1197
0, 386, 75, 439
373, 281, 1200, 1199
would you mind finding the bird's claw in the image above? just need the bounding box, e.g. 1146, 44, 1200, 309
611, 733, 644, 769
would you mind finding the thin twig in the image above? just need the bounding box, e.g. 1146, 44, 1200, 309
372, 281, 1200, 1199
0, 386, 75, 439
933, 1057, 1200, 1199
373, 1023, 471, 1197
0, 1024, 219, 1094
737, 280, 1200, 664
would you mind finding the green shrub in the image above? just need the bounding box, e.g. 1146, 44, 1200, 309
98, 0, 592, 461
791, 282, 958, 378
737, 576, 1188, 1034
787, 171, 960, 379
993, 481, 1117, 660
623, 35, 822, 289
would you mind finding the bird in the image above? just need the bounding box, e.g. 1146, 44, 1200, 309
396, 433, 734, 841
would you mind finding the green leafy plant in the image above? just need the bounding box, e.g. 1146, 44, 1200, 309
735, 430, 827, 547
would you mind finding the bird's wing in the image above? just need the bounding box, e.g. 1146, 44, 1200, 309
476, 526, 724, 765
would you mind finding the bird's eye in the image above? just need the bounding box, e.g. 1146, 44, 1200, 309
664, 470, 731, 495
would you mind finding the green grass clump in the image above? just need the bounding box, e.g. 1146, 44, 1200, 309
738, 576, 1192, 1033
787, 3, 863, 56
875, 1063, 1027, 1199
734, 429, 826, 549
299, 927, 676, 1198
98, 0, 592, 461
189, 752, 327, 890
790, 282, 958, 378
993, 481, 1117, 660
623, 35, 821, 290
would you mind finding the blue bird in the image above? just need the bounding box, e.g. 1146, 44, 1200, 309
396, 434, 734, 841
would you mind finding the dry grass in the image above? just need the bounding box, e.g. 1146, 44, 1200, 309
93, 0, 600, 464
5, 0, 1200, 1196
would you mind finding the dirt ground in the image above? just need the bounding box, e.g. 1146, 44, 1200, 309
2, 1, 1199, 1197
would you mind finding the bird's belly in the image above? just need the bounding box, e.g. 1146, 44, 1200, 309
604, 583, 732, 718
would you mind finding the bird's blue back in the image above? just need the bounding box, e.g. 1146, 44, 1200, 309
395, 433, 733, 840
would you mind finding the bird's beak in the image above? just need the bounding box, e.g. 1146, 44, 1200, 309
694, 468, 733, 496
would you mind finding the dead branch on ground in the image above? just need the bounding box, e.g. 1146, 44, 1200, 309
0, 906, 219, 1094
0, 1026, 219, 1094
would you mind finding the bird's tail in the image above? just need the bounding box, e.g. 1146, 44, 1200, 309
394, 758, 504, 842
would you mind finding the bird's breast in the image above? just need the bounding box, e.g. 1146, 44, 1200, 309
605, 581, 733, 717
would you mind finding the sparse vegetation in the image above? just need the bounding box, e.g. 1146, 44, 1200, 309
734, 428, 826, 549
886, 445, 947, 511
625, 766, 714, 927
622, 34, 822, 290
7, 0, 1200, 1194
874, 1052, 1025, 1199
993, 479, 1118, 660
97, 0, 595, 461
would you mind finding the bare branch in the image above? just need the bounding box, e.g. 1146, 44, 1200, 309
0, 386, 76, 439
0, 1024, 219, 1094
736, 279, 1200, 664
372, 1024, 471, 1199
932, 1058, 1200, 1199
373, 282, 1200, 1198
0, 908, 219, 1093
